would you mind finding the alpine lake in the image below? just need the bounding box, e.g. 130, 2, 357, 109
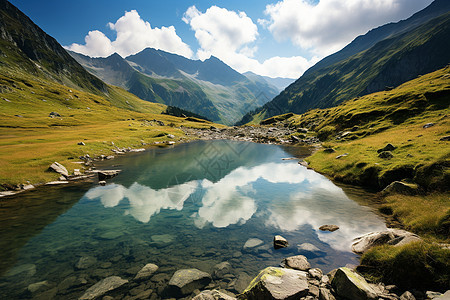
0, 140, 387, 299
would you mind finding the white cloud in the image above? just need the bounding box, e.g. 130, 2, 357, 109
66, 10, 193, 58
184, 5, 314, 78
261, 0, 434, 56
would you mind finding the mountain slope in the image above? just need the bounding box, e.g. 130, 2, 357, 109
244, 71, 295, 92
71, 48, 280, 125
239, 1, 450, 124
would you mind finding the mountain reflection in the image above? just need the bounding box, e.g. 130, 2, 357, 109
86, 161, 386, 251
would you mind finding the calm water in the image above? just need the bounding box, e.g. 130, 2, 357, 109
0, 140, 387, 299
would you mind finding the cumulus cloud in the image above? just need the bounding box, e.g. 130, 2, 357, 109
66, 10, 193, 58
261, 0, 434, 56
184, 5, 313, 78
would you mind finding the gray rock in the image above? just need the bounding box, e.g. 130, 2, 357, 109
426, 291, 442, 299
213, 262, 232, 279
284, 255, 311, 271
331, 267, 378, 300
377, 144, 396, 153
352, 229, 421, 254
49, 162, 69, 177
400, 291, 416, 300
297, 243, 325, 258
78, 142, 86, 146
135, 263, 159, 281
309, 285, 320, 297
319, 287, 336, 300
274, 235, 289, 249
336, 153, 349, 159
167, 269, 212, 297
323, 148, 336, 153
76, 256, 97, 270
423, 123, 435, 128
319, 225, 339, 232
79, 276, 128, 299
151, 234, 174, 248
58, 276, 87, 292
241, 267, 309, 300
378, 151, 394, 159
438, 290, 450, 299
243, 238, 263, 249
231, 272, 252, 294
99, 181, 106, 186
97, 170, 121, 180
308, 268, 323, 280
49, 112, 61, 118
167, 134, 175, 139
382, 181, 418, 196
193, 289, 236, 300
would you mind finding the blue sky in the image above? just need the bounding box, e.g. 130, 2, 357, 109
10, 0, 433, 78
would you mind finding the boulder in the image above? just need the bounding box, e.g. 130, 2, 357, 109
193, 289, 236, 300
319, 287, 336, 300
231, 272, 252, 294
319, 225, 339, 232
213, 262, 232, 279
79, 276, 128, 300
49, 112, 61, 118
331, 268, 378, 300
273, 235, 289, 249
308, 268, 323, 280
243, 238, 264, 249
399, 291, 416, 300
49, 162, 69, 177
378, 151, 394, 159
352, 229, 421, 254
241, 267, 309, 300
167, 269, 212, 297
135, 263, 159, 281
284, 255, 311, 271
382, 181, 418, 195
99, 181, 106, 186
97, 170, 121, 180
377, 144, 396, 153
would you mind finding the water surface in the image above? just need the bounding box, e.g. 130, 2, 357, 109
0, 140, 387, 299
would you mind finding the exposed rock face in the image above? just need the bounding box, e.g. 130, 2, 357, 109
352, 229, 422, 254
284, 255, 311, 271
134, 263, 159, 281
193, 289, 236, 300
79, 276, 128, 300
167, 269, 212, 297
242, 267, 309, 300
319, 225, 339, 232
331, 268, 377, 300
382, 181, 419, 195
49, 162, 69, 177
273, 235, 289, 249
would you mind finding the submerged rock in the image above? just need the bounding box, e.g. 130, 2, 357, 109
193, 289, 236, 300
75, 256, 97, 270
331, 268, 378, 300
273, 235, 289, 249
241, 267, 309, 300
297, 243, 325, 258
135, 263, 159, 281
79, 276, 128, 300
166, 268, 212, 297
243, 238, 264, 249
213, 262, 232, 279
283, 255, 311, 271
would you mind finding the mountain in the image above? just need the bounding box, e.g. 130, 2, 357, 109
70, 48, 280, 125
244, 71, 295, 92
239, 0, 450, 125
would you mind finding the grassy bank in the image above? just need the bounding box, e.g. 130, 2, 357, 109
0, 70, 221, 188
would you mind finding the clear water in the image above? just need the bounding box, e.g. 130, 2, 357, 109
0, 140, 387, 299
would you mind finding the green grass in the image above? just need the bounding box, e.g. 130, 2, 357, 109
0, 69, 222, 188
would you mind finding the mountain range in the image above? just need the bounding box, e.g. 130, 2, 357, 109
69, 48, 288, 125
238, 0, 450, 125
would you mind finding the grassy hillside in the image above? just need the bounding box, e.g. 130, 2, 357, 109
239, 10, 450, 125
0, 69, 219, 188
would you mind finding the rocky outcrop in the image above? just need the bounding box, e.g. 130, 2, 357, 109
79, 276, 128, 300
352, 229, 422, 254
241, 267, 309, 300
331, 267, 378, 300
166, 268, 212, 297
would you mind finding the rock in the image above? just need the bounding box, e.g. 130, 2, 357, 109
193, 289, 236, 300
135, 263, 159, 281
426, 291, 442, 299
213, 262, 232, 279
382, 181, 418, 195
167, 269, 212, 297
323, 148, 336, 153
309, 285, 320, 298
49, 111, 61, 118
291, 135, 300, 143
378, 151, 394, 159
297, 243, 325, 258
6, 263, 36, 277
151, 234, 174, 248
423, 123, 435, 128
97, 170, 121, 180
352, 229, 422, 254
78, 142, 85, 146
319, 287, 336, 300
297, 128, 308, 133
167, 134, 175, 139
58, 276, 87, 292
335, 153, 348, 159
319, 225, 339, 232
331, 267, 378, 300
273, 235, 289, 249
98, 231, 122, 240
231, 272, 252, 294
308, 268, 323, 280
400, 291, 416, 300
440, 135, 450, 141
284, 255, 311, 271
243, 238, 264, 249
76, 256, 97, 270
377, 144, 396, 153
45, 180, 69, 185
28, 281, 51, 294
79, 276, 128, 300
241, 267, 309, 300
99, 181, 106, 186
49, 162, 69, 177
